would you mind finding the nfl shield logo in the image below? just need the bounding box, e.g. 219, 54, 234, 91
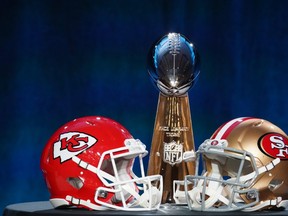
163, 141, 183, 165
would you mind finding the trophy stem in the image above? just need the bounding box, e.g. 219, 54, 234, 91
147, 93, 196, 203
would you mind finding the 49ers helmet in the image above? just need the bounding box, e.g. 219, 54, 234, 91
184, 117, 288, 211
41, 116, 162, 211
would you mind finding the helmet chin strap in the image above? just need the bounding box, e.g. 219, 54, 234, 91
188, 162, 235, 210
242, 197, 283, 212
137, 186, 162, 208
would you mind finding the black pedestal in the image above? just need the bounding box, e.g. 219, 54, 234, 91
3, 201, 288, 216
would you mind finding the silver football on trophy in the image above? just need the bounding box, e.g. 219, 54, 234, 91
148, 33, 200, 96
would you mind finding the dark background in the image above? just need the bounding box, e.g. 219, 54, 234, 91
1, 0, 288, 211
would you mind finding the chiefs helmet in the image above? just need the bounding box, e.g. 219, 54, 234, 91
41, 116, 162, 211
183, 117, 288, 211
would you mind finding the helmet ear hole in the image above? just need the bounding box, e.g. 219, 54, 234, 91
268, 179, 284, 191
67, 177, 84, 189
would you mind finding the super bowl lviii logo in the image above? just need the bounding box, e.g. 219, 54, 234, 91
163, 141, 183, 165
258, 133, 288, 159
53, 132, 97, 163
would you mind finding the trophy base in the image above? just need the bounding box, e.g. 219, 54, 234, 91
162, 191, 174, 204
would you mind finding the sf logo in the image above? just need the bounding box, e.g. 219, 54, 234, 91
270, 135, 288, 158
259, 133, 288, 160
53, 132, 97, 163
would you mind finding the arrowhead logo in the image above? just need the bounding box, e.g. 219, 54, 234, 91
53, 132, 97, 163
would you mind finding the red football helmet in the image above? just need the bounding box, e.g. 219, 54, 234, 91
182, 117, 288, 211
41, 116, 163, 211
